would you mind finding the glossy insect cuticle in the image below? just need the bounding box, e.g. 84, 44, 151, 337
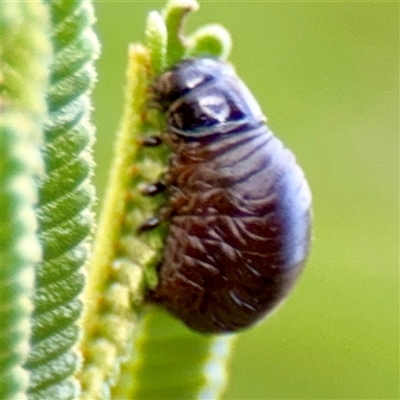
146, 58, 312, 334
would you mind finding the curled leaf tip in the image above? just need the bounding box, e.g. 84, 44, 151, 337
163, 0, 200, 16
187, 23, 232, 60
163, 0, 200, 66
146, 0, 231, 70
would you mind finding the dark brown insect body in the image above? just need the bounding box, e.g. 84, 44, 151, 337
146, 58, 312, 334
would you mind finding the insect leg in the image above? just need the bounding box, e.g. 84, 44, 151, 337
137, 216, 162, 232
140, 135, 163, 147
137, 205, 172, 233
140, 181, 166, 196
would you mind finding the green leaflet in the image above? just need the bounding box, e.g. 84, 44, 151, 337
114, 308, 234, 400
22, 1, 99, 399
0, 115, 43, 400
79, 44, 165, 399
0, 2, 51, 400
108, 1, 234, 399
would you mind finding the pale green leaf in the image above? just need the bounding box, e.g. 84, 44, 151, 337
24, 1, 99, 398
0, 1, 51, 399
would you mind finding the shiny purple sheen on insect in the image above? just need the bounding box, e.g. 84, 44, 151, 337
143, 58, 312, 334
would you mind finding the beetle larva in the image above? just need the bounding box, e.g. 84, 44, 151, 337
144, 58, 312, 334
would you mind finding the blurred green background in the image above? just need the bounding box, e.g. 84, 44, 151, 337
93, 2, 398, 399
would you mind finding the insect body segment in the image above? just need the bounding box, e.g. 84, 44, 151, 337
145, 58, 312, 334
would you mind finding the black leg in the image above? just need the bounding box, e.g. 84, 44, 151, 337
138, 216, 162, 233
141, 135, 162, 147
141, 182, 166, 196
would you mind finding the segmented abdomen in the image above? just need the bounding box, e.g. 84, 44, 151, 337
150, 124, 311, 333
